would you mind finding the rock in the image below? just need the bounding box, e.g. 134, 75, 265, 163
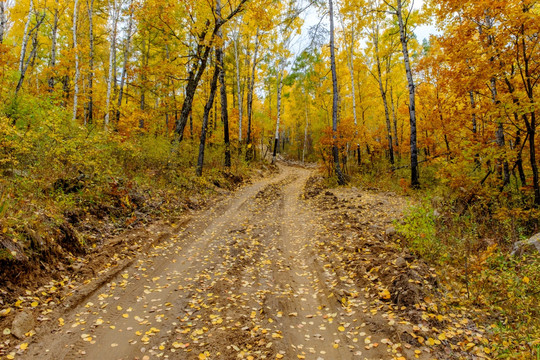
11, 311, 34, 339
385, 226, 396, 237
511, 234, 540, 256
395, 257, 407, 267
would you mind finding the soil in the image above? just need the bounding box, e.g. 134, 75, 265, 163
2, 165, 482, 359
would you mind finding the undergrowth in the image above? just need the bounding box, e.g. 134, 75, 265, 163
347, 159, 540, 359
0, 99, 255, 293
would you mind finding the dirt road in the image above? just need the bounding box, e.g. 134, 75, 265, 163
22, 165, 402, 360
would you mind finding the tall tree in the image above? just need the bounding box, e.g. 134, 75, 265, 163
86, 0, 95, 124
116, 0, 134, 124
0, 1, 5, 44
72, 0, 80, 122
174, 0, 249, 141
48, 0, 60, 91
329, 0, 346, 184
246, 28, 260, 160
385, 0, 419, 186
197, 53, 220, 176
105, 0, 120, 128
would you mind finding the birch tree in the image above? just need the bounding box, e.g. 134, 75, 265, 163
72, 0, 80, 122
116, 0, 134, 124
105, 0, 121, 128
329, 0, 346, 184
384, 0, 419, 186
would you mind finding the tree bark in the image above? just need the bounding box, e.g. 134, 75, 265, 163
48, 0, 60, 91
329, 0, 346, 185
19, 0, 34, 74
72, 0, 80, 122
215, 0, 230, 168
246, 28, 260, 160
174, 0, 249, 142
272, 62, 283, 164
390, 84, 399, 151
196, 55, 220, 177
116, 1, 134, 124
16, 11, 44, 96
372, 23, 394, 165
86, 0, 95, 125
105, 0, 119, 128
0, 1, 5, 44
234, 31, 243, 143
396, 0, 418, 187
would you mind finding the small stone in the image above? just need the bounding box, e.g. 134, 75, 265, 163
395, 257, 406, 267
385, 227, 396, 237
12, 311, 35, 339
512, 234, 540, 256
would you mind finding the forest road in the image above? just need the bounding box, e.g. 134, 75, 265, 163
22, 165, 396, 360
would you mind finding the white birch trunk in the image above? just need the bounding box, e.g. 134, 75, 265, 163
117, 0, 134, 122
0, 2, 6, 44
234, 32, 243, 142
105, 0, 119, 128
72, 0, 80, 122
272, 61, 283, 164
19, 0, 34, 73
396, 0, 418, 186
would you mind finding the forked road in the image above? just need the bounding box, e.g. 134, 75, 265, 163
23, 165, 394, 360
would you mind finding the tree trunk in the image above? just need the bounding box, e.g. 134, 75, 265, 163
234, 31, 243, 143
246, 28, 260, 160
303, 90, 309, 163
373, 23, 394, 165
347, 27, 360, 162
396, 0, 418, 187
196, 56, 220, 177
48, 0, 59, 91
0, 1, 5, 44
86, 0, 95, 125
515, 130, 527, 187
16, 12, 44, 97
72, 0, 80, 122
174, 0, 248, 142
215, 1, 230, 168
19, 0, 34, 74
272, 63, 282, 164
116, 1, 134, 124
329, 0, 346, 185
105, 0, 119, 128
139, 32, 148, 128
390, 84, 399, 151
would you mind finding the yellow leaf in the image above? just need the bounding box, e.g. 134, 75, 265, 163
338, 326, 345, 332
198, 354, 206, 360
31, 301, 38, 308
276, 355, 284, 359
427, 338, 435, 346
523, 276, 530, 284
379, 289, 391, 300
438, 333, 446, 341
122, 314, 129, 318
333, 343, 339, 349
3, 328, 10, 335
20, 343, 28, 350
